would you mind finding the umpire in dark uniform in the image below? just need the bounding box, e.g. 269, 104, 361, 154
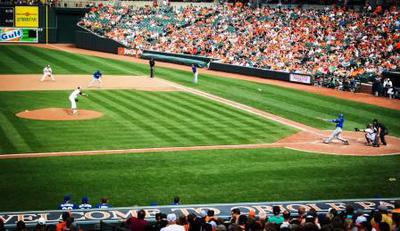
149, 58, 155, 78
373, 119, 387, 146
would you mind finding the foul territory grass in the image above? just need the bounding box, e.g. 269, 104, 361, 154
1, 45, 399, 137
0, 148, 399, 211
0, 90, 294, 154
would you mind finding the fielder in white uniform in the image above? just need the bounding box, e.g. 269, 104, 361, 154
40, 65, 55, 81
69, 87, 88, 115
359, 124, 377, 145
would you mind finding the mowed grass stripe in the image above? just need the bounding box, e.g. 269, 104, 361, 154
113, 90, 226, 144
0, 113, 32, 152
104, 90, 208, 145
23, 46, 90, 73
0, 46, 148, 75
0, 49, 31, 73
154, 92, 281, 140
85, 92, 167, 144
0, 46, 43, 73
115, 90, 238, 144
173, 92, 286, 129
89, 91, 182, 145
0, 119, 18, 153
108, 90, 239, 145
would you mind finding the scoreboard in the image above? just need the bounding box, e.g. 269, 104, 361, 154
0, 7, 14, 27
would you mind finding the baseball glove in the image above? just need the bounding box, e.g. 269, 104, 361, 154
75, 99, 78, 102
354, 128, 360, 132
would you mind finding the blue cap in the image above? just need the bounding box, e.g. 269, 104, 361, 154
339, 113, 343, 118
82, 196, 89, 204
64, 195, 71, 202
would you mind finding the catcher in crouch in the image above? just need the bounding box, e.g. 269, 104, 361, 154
69, 86, 88, 115
355, 124, 378, 147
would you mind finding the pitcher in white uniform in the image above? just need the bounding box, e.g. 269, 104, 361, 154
69, 86, 88, 115
40, 65, 55, 81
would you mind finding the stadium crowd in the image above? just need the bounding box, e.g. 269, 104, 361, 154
1, 201, 399, 231
79, 3, 400, 84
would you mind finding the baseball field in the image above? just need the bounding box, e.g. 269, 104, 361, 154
0, 45, 399, 211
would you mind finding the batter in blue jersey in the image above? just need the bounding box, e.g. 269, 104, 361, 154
323, 113, 350, 145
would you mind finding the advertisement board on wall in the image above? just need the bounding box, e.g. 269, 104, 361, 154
0, 27, 38, 43
289, 73, 312, 85
15, 6, 39, 28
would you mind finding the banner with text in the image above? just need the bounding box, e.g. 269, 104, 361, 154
0, 198, 399, 227
15, 6, 39, 28
0, 28, 38, 43
290, 73, 312, 85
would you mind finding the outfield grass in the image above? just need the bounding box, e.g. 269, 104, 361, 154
1, 45, 399, 137
0, 148, 399, 211
0, 90, 295, 154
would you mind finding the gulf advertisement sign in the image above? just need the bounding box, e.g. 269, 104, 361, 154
0, 28, 38, 43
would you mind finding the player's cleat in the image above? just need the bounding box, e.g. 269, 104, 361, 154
343, 141, 349, 145
323, 140, 329, 144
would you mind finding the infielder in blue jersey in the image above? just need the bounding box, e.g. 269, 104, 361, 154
88, 70, 102, 88
323, 113, 350, 145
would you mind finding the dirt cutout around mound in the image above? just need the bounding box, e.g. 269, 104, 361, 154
0, 75, 179, 92
16, 108, 103, 121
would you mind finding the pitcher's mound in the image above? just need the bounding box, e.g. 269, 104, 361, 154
16, 108, 103, 121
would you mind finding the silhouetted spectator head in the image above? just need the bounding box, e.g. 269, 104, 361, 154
373, 211, 382, 224
283, 210, 291, 221
231, 208, 240, 216
304, 222, 319, 231
298, 207, 306, 216
16, 220, 26, 231
138, 209, 146, 219
378, 205, 388, 214
345, 205, 354, 216
273, 206, 281, 216
238, 215, 247, 225
379, 222, 390, 231
62, 212, 70, 221
208, 210, 215, 217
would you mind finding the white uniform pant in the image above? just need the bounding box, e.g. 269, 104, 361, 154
69, 96, 77, 109
193, 72, 198, 84
41, 73, 55, 81
325, 127, 347, 143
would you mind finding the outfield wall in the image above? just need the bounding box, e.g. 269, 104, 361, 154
38, 7, 88, 43
75, 30, 125, 54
